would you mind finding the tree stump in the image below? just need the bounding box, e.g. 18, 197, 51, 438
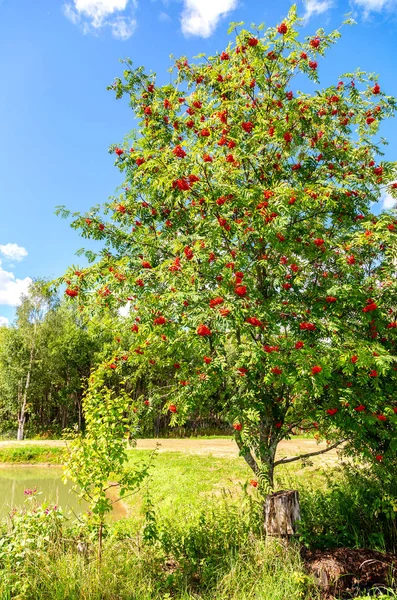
264, 490, 300, 537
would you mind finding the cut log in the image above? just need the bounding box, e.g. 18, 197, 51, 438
264, 489, 300, 537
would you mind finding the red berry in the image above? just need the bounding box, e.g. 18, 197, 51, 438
197, 324, 212, 336
310, 37, 320, 48
65, 288, 78, 298
235, 285, 247, 297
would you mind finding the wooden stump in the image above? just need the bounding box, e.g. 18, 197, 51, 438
264, 490, 300, 537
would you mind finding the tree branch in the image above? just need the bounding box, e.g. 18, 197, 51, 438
235, 435, 261, 476
273, 439, 347, 468
241, 449, 261, 476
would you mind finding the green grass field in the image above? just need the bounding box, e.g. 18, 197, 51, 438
123, 449, 332, 525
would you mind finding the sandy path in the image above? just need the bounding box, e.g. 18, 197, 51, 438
0, 437, 340, 464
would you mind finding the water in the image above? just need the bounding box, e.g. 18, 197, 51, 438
0, 467, 125, 521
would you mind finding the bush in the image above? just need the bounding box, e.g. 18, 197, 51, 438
298, 463, 397, 552
3, 461, 397, 598
0, 536, 317, 600
0, 490, 65, 596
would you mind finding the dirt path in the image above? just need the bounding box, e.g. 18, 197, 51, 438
0, 437, 341, 464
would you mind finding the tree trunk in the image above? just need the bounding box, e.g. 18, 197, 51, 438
264, 490, 301, 538
77, 395, 82, 431
16, 380, 23, 440
17, 323, 36, 441
98, 521, 103, 563
155, 411, 160, 437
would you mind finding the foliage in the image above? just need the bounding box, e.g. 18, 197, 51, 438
124, 450, 397, 555
297, 462, 397, 552
0, 490, 65, 596
144, 490, 262, 587
0, 537, 318, 600
58, 6, 397, 491
0, 290, 228, 439
1, 452, 397, 598
0, 493, 317, 600
63, 373, 152, 538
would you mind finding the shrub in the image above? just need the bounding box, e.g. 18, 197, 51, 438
0, 490, 65, 596
298, 463, 397, 551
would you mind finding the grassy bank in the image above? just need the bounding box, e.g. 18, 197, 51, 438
0, 445, 64, 464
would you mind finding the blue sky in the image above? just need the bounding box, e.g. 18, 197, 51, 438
0, 0, 396, 325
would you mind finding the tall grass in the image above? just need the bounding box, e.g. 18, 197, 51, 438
0, 538, 318, 600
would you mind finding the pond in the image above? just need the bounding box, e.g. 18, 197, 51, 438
0, 467, 125, 521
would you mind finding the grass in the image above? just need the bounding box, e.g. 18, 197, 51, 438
1, 443, 396, 599
124, 450, 252, 523
0, 536, 319, 600
0, 443, 333, 527
123, 448, 333, 522
0, 445, 63, 464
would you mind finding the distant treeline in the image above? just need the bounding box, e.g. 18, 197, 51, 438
0, 281, 227, 439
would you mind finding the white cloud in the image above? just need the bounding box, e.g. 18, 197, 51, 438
109, 15, 137, 39
351, 0, 397, 16
0, 262, 32, 307
180, 0, 238, 38
63, 0, 137, 39
159, 11, 171, 21
118, 301, 131, 317
382, 192, 396, 210
73, 0, 130, 27
0, 243, 28, 262
63, 2, 80, 24
0, 316, 9, 327
302, 0, 334, 22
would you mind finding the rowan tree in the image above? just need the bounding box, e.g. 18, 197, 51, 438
59, 7, 397, 491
